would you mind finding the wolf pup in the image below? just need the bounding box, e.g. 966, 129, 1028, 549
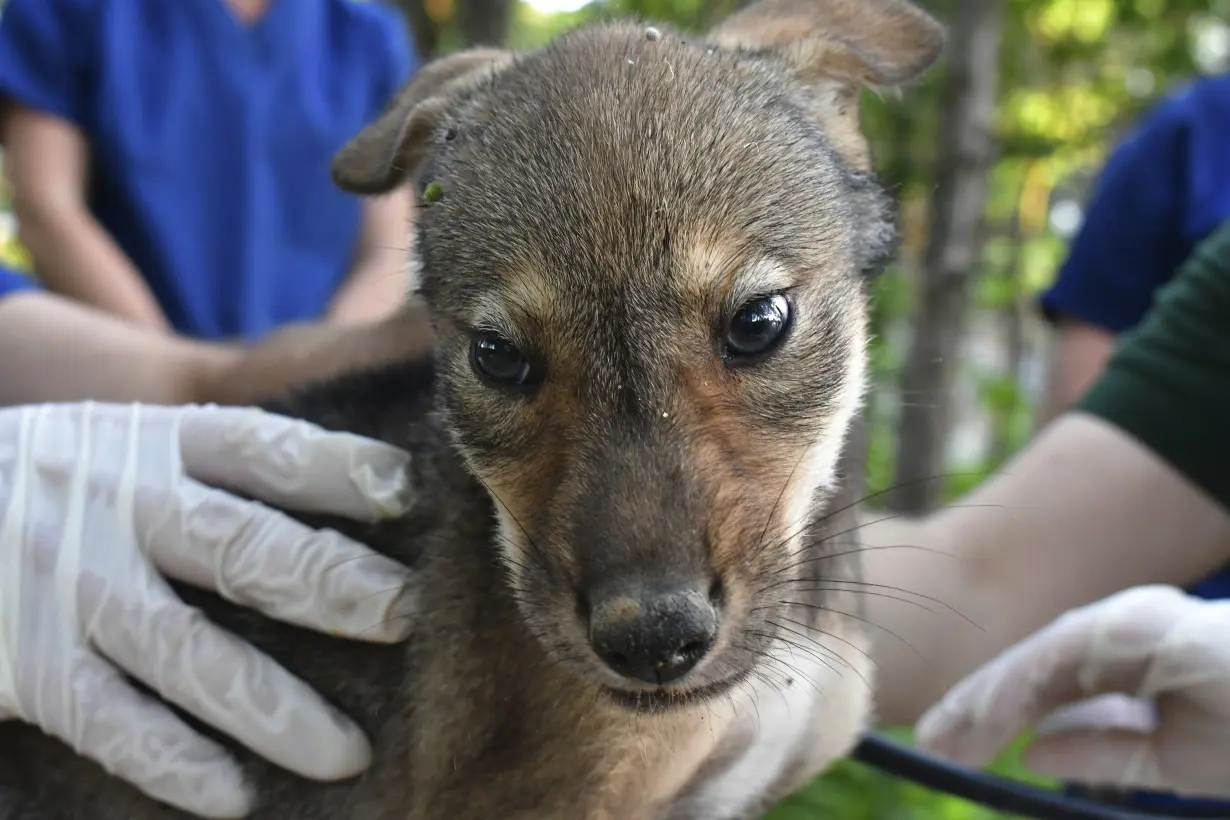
0, 0, 944, 817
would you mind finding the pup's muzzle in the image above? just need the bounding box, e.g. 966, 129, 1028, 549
586, 581, 720, 685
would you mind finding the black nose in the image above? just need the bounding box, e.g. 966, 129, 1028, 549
587, 584, 719, 685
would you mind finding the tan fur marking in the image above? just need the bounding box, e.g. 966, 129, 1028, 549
678, 365, 803, 568
467, 265, 560, 337
675, 228, 746, 300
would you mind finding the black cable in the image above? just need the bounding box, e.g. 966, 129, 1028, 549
850, 733, 1230, 820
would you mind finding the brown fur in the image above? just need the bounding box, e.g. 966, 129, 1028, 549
0, 1, 943, 817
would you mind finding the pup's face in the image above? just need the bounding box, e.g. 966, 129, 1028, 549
334, 0, 942, 708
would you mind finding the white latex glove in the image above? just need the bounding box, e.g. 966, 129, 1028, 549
915, 584, 1230, 799
0, 402, 419, 818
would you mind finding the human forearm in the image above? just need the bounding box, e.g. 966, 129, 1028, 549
1033, 319, 1116, 430
16, 202, 171, 330
0, 290, 230, 406
3, 102, 171, 330
200, 296, 436, 406
0, 288, 434, 408
326, 190, 414, 326
863, 413, 1230, 727
326, 254, 408, 325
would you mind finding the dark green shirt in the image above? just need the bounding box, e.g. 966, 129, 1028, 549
1077, 218, 1230, 512
1069, 217, 1230, 810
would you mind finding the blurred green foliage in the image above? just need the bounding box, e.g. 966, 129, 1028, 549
765, 729, 1059, 820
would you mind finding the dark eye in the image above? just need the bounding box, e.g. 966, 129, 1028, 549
471, 331, 536, 387
723, 294, 793, 363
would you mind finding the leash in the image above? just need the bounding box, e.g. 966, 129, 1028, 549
850, 733, 1230, 820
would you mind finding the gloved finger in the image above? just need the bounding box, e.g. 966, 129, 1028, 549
915, 615, 1161, 766
1033, 694, 1157, 738
1026, 720, 1230, 800
916, 622, 1095, 766
176, 405, 413, 523
1022, 729, 1177, 796
88, 580, 373, 785
37, 645, 254, 818
915, 587, 1204, 767
139, 479, 417, 644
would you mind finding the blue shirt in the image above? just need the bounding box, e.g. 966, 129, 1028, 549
0, 264, 36, 299
1042, 74, 1230, 813
0, 0, 415, 341
1041, 73, 1230, 334
1041, 74, 1230, 603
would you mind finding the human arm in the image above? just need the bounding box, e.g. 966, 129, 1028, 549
3, 104, 170, 330
0, 284, 226, 406
204, 295, 436, 405
324, 189, 415, 325
0, 0, 171, 330
0, 270, 435, 407
323, 9, 419, 326
864, 219, 1230, 728
863, 415, 1230, 727
1034, 318, 1116, 428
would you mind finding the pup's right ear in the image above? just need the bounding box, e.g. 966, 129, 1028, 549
706, 0, 944, 170
331, 48, 514, 196
707, 0, 944, 87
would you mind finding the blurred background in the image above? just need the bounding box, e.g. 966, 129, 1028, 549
2, 0, 1227, 816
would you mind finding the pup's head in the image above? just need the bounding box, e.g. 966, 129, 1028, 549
334, 0, 942, 708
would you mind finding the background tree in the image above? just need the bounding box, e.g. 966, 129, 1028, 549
387, 0, 518, 60
889, 0, 1004, 514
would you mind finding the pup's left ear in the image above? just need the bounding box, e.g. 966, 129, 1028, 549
707, 0, 945, 170
331, 48, 514, 195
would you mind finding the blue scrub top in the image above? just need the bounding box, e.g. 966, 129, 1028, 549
1042, 73, 1230, 813
0, 0, 416, 341
0, 264, 36, 299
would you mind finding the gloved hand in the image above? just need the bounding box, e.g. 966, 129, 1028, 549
915, 584, 1230, 799
0, 402, 419, 818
